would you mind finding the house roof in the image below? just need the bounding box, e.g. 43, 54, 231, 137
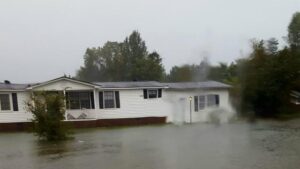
93, 81, 166, 89
26, 76, 97, 89
0, 76, 230, 91
163, 81, 231, 90
0, 82, 33, 90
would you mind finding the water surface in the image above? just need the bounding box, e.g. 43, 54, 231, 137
1, 120, 300, 169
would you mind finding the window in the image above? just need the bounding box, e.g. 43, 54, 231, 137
207, 94, 219, 107
194, 94, 219, 111
0, 94, 11, 111
148, 89, 158, 98
66, 91, 92, 110
104, 91, 115, 108
143, 89, 162, 99
99, 91, 120, 109
198, 95, 205, 110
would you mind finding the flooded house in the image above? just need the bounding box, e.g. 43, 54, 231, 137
0, 76, 233, 131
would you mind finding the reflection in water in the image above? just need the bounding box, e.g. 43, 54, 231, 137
35, 138, 99, 161
36, 141, 71, 156
101, 142, 122, 153
0, 120, 300, 169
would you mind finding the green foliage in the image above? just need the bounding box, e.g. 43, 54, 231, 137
77, 42, 124, 81
167, 65, 193, 82
208, 62, 238, 84
167, 58, 209, 82
26, 92, 70, 141
239, 39, 300, 118
166, 58, 239, 84
75, 12, 300, 119
266, 37, 279, 54
77, 31, 165, 81
288, 12, 300, 49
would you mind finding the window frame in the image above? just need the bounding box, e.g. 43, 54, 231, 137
198, 95, 206, 110
66, 91, 92, 110
147, 89, 158, 99
207, 94, 216, 107
103, 91, 116, 109
194, 94, 220, 111
207, 94, 219, 107
0, 93, 12, 112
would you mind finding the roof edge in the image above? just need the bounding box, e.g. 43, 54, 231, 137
26, 76, 100, 90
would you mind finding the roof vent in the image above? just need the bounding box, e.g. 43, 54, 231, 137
4, 80, 10, 84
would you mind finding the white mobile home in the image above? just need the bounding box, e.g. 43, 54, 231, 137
0, 77, 233, 130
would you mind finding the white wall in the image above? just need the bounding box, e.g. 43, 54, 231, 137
0, 87, 234, 124
94, 89, 169, 119
163, 89, 234, 123
0, 91, 32, 122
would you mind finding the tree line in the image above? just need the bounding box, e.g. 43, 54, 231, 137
77, 31, 164, 82
77, 12, 300, 118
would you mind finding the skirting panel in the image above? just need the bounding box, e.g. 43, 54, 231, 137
0, 117, 167, 132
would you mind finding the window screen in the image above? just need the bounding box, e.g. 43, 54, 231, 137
148, 89, 158, 98
198, 95, 205, 110
67, 92, 91, 110
104, 91, 115, 108
0, 94, 10, 111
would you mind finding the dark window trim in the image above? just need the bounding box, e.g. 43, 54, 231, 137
99, 91, 103, 109
12, 93, 18, 111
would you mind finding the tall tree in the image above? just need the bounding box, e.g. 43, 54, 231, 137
167, 65, 193, 82
288, 12, 300, 49
144, 51, 165, 81
121, 31, 157, 81
77, 31, 165, 81
240, 39, 300, 117
77, 42, 122, 81
167, 58, 210, 82
266, 37, 279, 54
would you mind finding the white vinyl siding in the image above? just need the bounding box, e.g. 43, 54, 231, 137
0, 92, 34, 123
0, 87, 232, 123
97, 89, 166, 119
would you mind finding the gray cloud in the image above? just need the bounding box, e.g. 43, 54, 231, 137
0, 0, 299, 83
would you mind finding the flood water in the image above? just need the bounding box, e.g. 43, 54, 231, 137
1, 120, 300, 169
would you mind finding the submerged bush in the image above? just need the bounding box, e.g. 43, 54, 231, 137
26, 92, 70, 141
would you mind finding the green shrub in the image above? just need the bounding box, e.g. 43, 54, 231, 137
26, 92, 70, 141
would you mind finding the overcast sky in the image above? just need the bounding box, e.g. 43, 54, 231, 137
0, 0, 299, 83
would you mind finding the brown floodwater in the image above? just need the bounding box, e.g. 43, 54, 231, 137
0, 120, 300, 169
